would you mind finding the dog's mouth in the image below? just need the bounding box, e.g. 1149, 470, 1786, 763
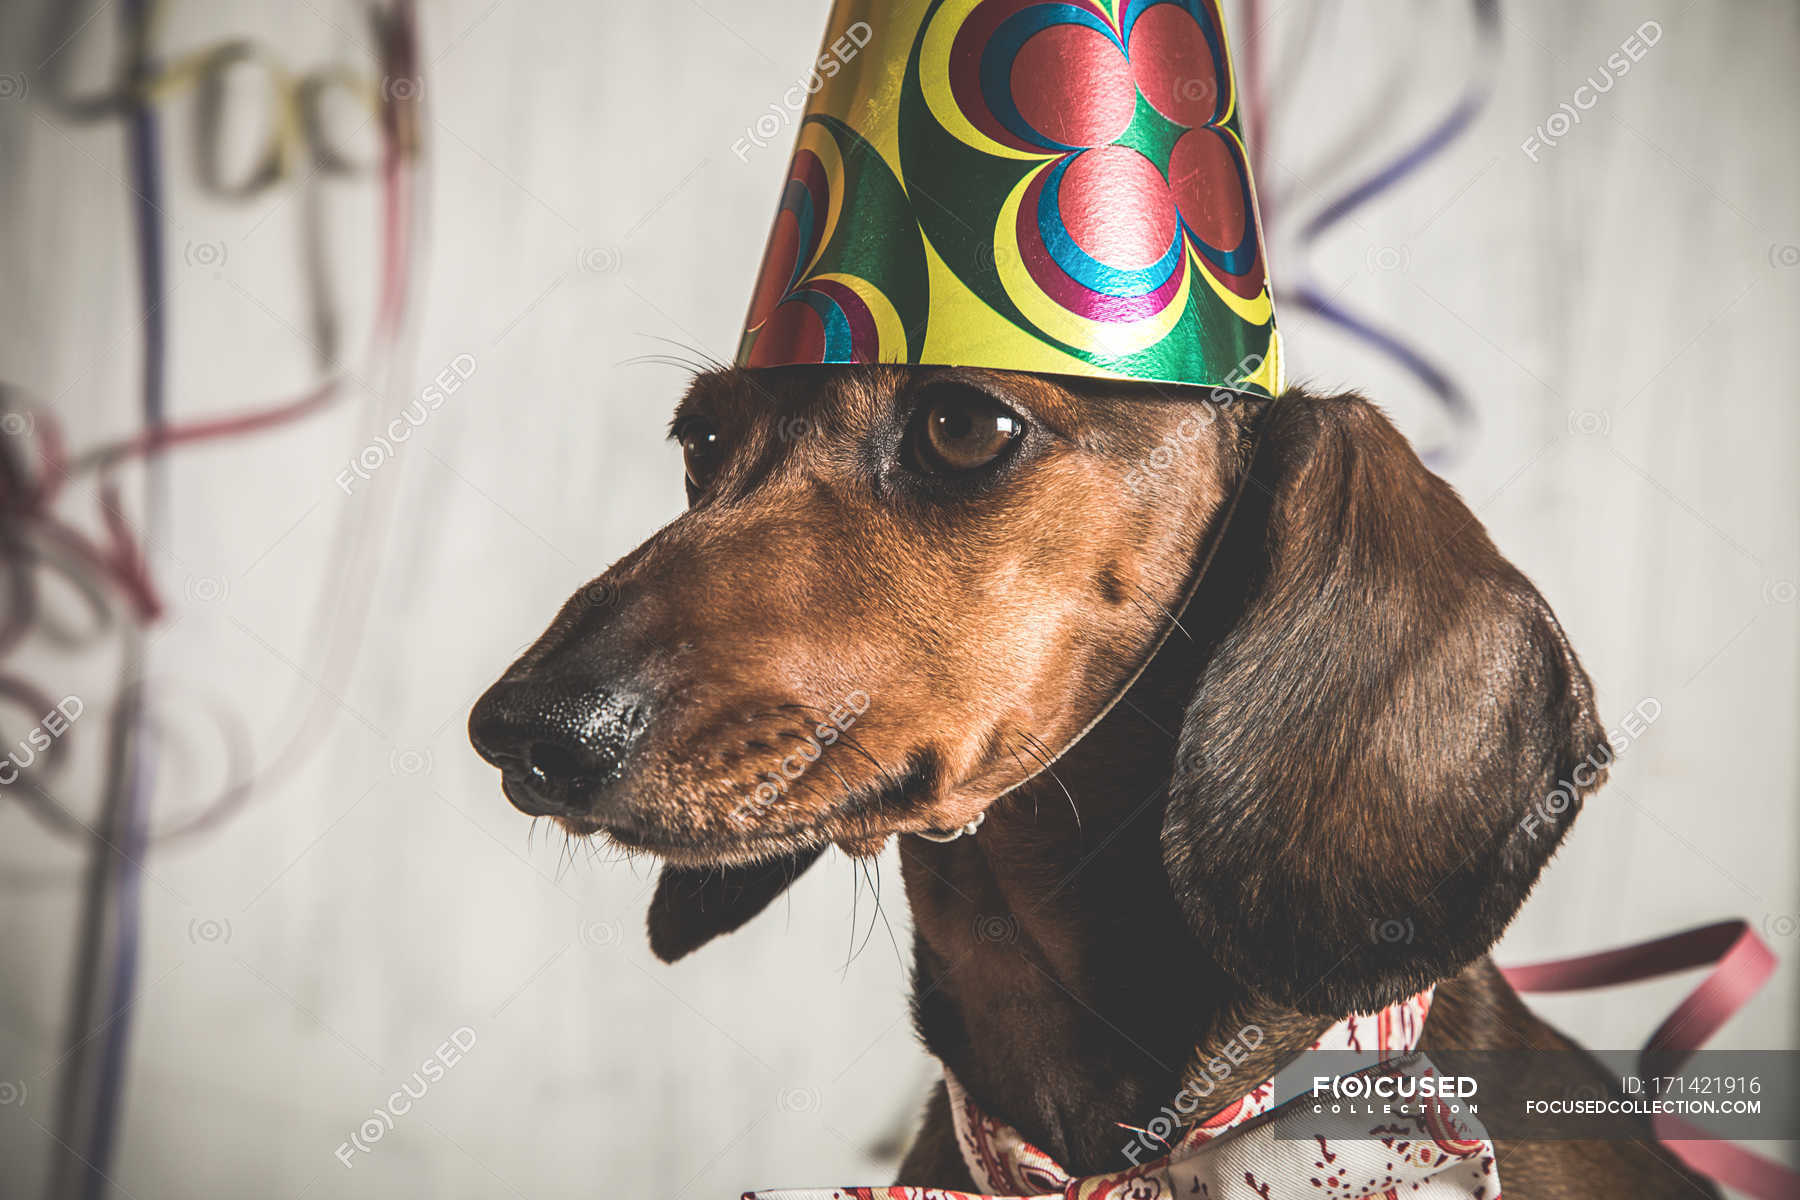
590, 821, 818, 868
540, 746, 954, 868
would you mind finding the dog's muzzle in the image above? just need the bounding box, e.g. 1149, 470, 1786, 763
468, 677, 649, 819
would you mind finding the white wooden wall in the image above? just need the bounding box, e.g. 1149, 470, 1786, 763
0, 1, 1794, 1196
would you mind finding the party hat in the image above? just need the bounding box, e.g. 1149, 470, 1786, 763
736, 0, 1282, 398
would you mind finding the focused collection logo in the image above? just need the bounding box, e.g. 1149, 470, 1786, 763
1309, 1071, 1480, 1115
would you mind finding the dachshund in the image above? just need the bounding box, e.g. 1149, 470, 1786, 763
469, 366, 1718, 1199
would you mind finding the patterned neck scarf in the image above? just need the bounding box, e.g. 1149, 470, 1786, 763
745, 991, 1500, 1200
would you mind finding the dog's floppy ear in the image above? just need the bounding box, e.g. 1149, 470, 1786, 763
646, 848, 826, 962
1165, 393, 1607, 1015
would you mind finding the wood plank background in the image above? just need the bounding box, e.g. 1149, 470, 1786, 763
0, 1, 1794, 1196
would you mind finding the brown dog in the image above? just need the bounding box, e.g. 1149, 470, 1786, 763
470, 366, 1717, 1198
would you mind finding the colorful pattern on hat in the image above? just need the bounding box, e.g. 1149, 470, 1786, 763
738, 0, 1283, 398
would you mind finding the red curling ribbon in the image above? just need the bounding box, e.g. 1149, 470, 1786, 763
1503, 920, 1798, 1199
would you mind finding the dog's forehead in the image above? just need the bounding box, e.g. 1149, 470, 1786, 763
674, 366, 900, 427
673, 365, 1148, 437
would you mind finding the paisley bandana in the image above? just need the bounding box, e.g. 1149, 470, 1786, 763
742, 991, 1501, 1200
736, 0, 1283, 399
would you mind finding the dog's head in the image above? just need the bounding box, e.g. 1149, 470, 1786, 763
470, 365, 1230, 857
471, 367, 1605, 1013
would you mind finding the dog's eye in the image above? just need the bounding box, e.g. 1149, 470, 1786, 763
910, 385, 1023, 474
679, 421, 723, 491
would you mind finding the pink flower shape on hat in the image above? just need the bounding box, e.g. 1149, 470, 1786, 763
945, 0, 1264, 316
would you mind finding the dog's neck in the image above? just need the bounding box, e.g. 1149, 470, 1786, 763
898, 654, 1331, 1177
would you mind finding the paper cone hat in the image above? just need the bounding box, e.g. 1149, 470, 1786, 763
736, 0, 1282, 398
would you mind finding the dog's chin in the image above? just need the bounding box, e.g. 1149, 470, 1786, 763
547, 749, 969, 866
548, 814, 607, 838
575, 817, 829, 869
564, 808, 924, 869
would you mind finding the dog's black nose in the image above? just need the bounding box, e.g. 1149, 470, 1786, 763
468, 679, 649, 817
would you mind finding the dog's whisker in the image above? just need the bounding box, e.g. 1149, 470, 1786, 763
619, 353, 706, 375
1123, 588, 1169, 633
654, 334, 729, 372
877, 859, 904, 969
837, 855, 893, 975
844, 854, 862, 975
620, 351, 717, 378
1016, 732, 1082, 834
779, 703, 887, 774
850, 857, 883, 969
775, 702, 834, 719
817, 754, 859, 801
636, 333, 730, 374
1134, 582, 1193, 641
862, 856, 904, 972
1005, 743, 1042, 822
771, 727, 861, 797
833, 730, 887, 775
797, 771, 840, 813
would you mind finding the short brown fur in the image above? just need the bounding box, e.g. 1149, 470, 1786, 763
471, 366, 1717, 1199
